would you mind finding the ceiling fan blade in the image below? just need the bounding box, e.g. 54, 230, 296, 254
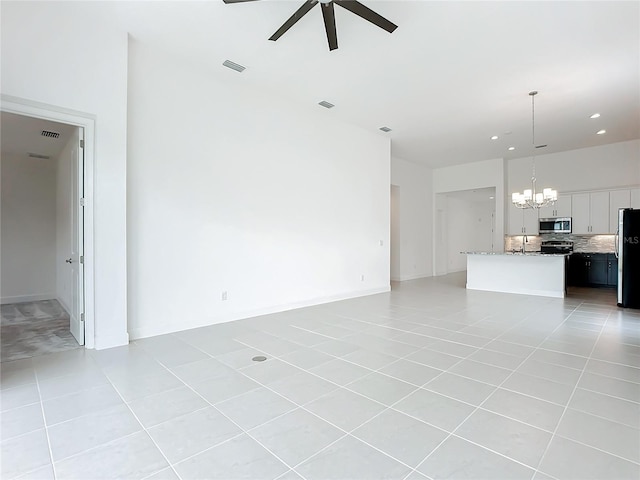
321, 2, 338, 51
269, 0, 318, 42
334, 0, 397, 33
222, 0, 260, 3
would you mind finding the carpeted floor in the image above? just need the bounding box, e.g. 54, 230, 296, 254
1, 299, 80, 363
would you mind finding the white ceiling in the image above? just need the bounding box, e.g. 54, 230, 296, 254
18, 1, 640, 168
1, 112, 77, 160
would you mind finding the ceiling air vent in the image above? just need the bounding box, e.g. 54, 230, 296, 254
28, 153, 51, 160
379, 126, 392, 132
318, 101, 334, 109
41, 130, 60, 139
535, 144, 548, 149
222, 60, 246, 72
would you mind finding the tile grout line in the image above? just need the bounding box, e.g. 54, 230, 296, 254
403, 300, 584, 479
533, 305, 633, 473
236, 317, 526, 475
32, 367, 58, 480
3, 284, 632, 475
142, 346, 307, 479
234, 300, 634, 475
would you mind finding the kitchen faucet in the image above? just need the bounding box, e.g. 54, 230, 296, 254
521, 235, 528, 253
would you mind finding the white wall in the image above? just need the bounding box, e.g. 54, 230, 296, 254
56, 134, 74, 313
126, 40, 391, 339
445, 197, 476, 273
1, 2, 129, 348
390, 157, 433, 281
507, 140, 640, 194
438, 195, 495, 273
1, 154, 57, 303
432, 157, 506, 274
390, 185, 401, 280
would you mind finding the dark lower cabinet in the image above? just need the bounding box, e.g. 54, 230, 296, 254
589, 255, 608, 286
607, 254, 618, 286
569, 253, 617, 288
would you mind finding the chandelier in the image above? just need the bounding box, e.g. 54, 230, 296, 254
511, 91, 558, 209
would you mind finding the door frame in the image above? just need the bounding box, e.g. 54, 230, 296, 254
2, 94, 96, 349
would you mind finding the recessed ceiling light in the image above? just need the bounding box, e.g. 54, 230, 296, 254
508, 146, 515, 151
379, 126, 392, 132
590, 113, 601, 119
490, 135, 498, 140
596, 129, 606, 135
222, 60, 246, 72
489, 196, 495, 199
318, 100, 334, 109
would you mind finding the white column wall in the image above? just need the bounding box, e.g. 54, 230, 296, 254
126, 40, 391, 339
1, 2, 129, 348
390, 157, 433, 281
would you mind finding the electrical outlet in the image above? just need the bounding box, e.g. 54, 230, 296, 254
360, 274, 365, 282
221, 291, 228, 301
379, 240, 384, 246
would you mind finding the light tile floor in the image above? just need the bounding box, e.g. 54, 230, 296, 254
1, 273, 639, 479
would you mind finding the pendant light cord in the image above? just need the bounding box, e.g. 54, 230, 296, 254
530, 91, 537, 181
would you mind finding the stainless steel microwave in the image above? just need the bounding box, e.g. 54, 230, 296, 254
539, 217, 572, 234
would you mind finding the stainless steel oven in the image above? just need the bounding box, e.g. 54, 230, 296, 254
539, 217, 572, 234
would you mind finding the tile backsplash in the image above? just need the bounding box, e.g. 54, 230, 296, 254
504, 234, 616, 253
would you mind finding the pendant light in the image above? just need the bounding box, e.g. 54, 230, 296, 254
511, 91, 558, 209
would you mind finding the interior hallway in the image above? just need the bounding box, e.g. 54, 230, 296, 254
1, 274, 638, 479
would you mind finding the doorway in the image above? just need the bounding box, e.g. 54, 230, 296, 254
434, 187, 496, 275
1, 111, 86, 361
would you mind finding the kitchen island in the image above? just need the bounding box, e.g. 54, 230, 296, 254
463, 252, 569, 298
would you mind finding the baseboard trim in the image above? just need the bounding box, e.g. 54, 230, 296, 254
392, 273, 433, 282
57, 296, 71, 315
93, 331, 130, 350
1, 293, 56, 305
129, 285, 391, 340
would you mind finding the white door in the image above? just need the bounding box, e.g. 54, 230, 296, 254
69, 129, 85, 345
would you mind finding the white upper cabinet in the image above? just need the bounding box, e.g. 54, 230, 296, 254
572, 191, 609, 234
508, 205, 525, 235
609, 190, 631, 233
538, 194, 571, 218
572, 193, 590, 234
507, 187, 640, 237
555, 195, 572, 217
523, 208, 538, 235
590, 192, 610, 233
508, 205, 538, 235
631, 188, 640, 208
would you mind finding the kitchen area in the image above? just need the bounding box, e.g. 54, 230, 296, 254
466, 184, 640, 306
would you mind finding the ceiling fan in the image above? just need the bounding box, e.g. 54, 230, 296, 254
222, 0, 398, 51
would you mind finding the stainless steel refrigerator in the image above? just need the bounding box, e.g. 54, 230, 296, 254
617, 208, 640, 308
